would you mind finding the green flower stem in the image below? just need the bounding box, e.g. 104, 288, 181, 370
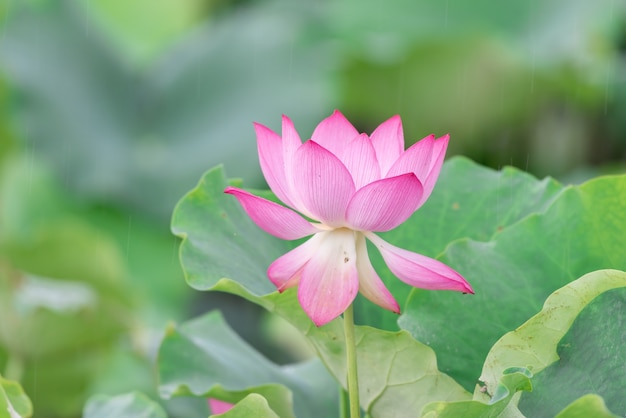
343, 304, 361, 418
339, 386, 349, 418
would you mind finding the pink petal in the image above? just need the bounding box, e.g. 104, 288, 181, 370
370, 115, 405, 175
310, 110, 360, 158
224, 187, 318, 240
355, 233, 399, 313
208, 399, 234, 414
298, 230, 359, 326
365, 232, 474, 293
386, 134, 435, 179
420, 134, 449, 204
279, 115, 304, 210
255, 122, 296, 208
281, 114, 302, 148
293, 141, 355, 227
345, 173, 423, 232
267, 234, 324, 291
340, 133, 381, 189
386, 134, 449, 206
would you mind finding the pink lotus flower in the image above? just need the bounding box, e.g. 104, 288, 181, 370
225, 111, 473, 326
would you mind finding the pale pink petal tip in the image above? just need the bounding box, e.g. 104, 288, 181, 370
253, 120, 298, 208
281, 114, 301, 142
370, 115, 405, 174
310, 110, 360, 156
252, 121, 278, 141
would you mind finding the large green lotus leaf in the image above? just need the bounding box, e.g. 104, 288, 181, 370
400, 175, 626, 390
554, 394, 618, 418
0, 0, 330, 219
514, 274, 626, 416
0, 375, 32, 418
157, 310, 338, 418
214, 394, 279, 418
430, 270, 626, 417
356, 157, 562, 329
351, 324, 471, 417
83, 392, 167, 418
281, 304, 472, 417
479, 270, 626, 393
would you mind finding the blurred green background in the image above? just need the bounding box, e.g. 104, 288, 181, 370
0, 0, 624, 416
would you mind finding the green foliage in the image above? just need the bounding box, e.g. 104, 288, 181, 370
554, 394, 618, 418
172, 165, 473, 416
357, 157, 562, 329
400, 173, 626, 391
331, 0, 617, 176
157, 310, 338, 418
213, 394, 279, 418
83, 0, 205, 64
172, 158, 626, 416
517, 279, 626, 416
326, 0, 614, 54
421, 270, 626, 417
2, 0, 621, 222
0, 150, 186, 415
83, 392, 167, 418
349, 326, 470, 416
479, 270, 626, 395
342, 38, 534, 155
0, 0, 330, 220
421, 368, 532, 418
0, 157, 135, 416
0, 376, 32, 418
1, 1, 624, 416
